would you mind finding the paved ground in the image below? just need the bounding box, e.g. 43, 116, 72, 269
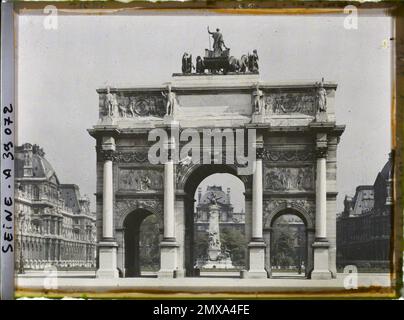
15, 272, 393, 296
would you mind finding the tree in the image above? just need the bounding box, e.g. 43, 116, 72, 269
271, 223, 297, 269
220, 227, 247, 267
194, 232, 209, 263
139, 215, 160, 271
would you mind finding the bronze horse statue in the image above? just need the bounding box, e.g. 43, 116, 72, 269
228, 55, 248, 73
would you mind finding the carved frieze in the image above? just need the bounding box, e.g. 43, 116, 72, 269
101, 93, 166, 118
264, 166, 314, 191
114, 151, 149, 163
265, 92, 316, 116
118, 169, 163, 191
263, 149, 314, 162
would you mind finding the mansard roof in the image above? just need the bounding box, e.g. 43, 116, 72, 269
59, 184, 82, 215
15, 143, 59, 183
340, 155, 392, 218
376, 155, 392, 183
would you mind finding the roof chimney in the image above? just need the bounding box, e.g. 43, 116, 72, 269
22, 143, 33, 177
198, 187, 202, 203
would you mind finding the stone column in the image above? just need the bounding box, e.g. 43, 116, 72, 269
175, 197, 186, 278
96, 137, 119, 279
158, 122, 179, 278
311, 137, 332, 280
164, 159, 175, 240
246, 139, 267, 278
252, 155, 263, 240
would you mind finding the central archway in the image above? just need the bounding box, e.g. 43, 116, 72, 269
182, 164, 248, 277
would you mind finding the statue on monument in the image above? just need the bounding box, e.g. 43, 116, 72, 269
208, 193, 222, 205
177, 28, 261, 75
207, 26, 228, 57
161, 84, 178, 116
248, 50, 259, 73
181, 52, 194, 74
195, 56, 205, 74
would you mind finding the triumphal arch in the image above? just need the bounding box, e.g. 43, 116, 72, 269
88, 38, 344, 281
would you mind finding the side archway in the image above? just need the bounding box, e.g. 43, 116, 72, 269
263, 203, 314, 278
120, 206, 162, 277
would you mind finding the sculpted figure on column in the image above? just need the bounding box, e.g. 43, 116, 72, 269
317, 79, 327, 112
161, 84, 178, 116
105, 87, 118, 117
253, 84, 266, 114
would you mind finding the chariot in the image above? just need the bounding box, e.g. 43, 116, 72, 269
196, 48, 231, 74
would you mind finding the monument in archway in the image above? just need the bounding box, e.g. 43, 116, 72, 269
198, 197, 234, 270
88, 29, 345, 280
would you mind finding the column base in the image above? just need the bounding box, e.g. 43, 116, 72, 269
175, 269, 185, 278
158, 240, 179, 279
311, 270, 332, 280
310, 240, 332, 280
96, 241, 119, 279
246, 241, 267, 279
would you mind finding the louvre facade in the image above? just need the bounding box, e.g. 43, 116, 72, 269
337, 154, 393, 270
15, 143, 96, 272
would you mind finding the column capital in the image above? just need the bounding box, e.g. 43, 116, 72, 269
315, 146, 328, 159
256, 147, 265, 160
100, 149, 116, 162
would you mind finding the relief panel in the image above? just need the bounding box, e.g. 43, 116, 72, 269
118, 169, 163, 191
264, 166, 314, 191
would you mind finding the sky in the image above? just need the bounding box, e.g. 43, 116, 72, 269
17, 11, 392, 213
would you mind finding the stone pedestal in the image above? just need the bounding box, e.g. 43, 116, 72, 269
158, 241, 179, 278
315, 112, 328, 123
246, 242, 267, 278
163, 115, 179, 126
311, 241, 332, 279
251, 113, 264, 123
96, 241, 119, 279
